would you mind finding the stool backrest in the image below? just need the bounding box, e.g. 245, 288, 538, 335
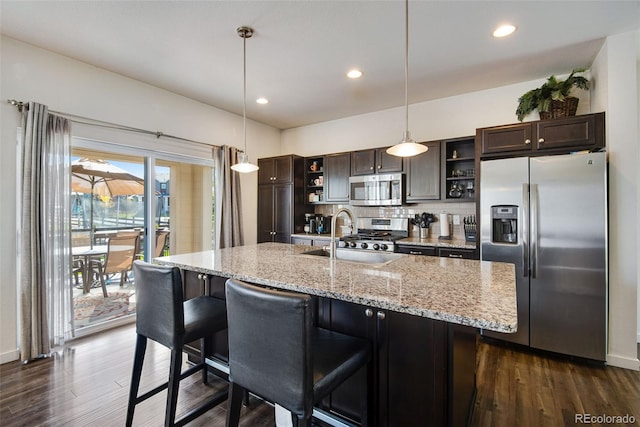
132, 260, 185, 349
225, 279, 313, 416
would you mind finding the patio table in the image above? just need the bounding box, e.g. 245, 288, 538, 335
72, 245, 107, 294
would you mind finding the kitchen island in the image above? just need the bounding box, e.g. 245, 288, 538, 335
156, 242, 516, 426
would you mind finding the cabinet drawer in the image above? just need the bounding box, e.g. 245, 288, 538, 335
292, 237, 313, 246
396, 245, 437, 256
438, 248, 475, 259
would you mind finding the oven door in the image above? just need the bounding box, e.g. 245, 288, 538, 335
349, 173, 404, 206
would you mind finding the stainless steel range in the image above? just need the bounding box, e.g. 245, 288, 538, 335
340, 217, 409, 252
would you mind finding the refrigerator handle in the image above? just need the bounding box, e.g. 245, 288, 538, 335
531, 184, 539, 279
522, 183, 529, 277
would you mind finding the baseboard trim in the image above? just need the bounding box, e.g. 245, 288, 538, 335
0, 349, 20, 365
607, 353, 640, 371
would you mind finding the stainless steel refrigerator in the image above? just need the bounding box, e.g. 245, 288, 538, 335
480, 152, 607, 361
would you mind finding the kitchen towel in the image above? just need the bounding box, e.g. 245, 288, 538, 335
439, 213, 450, 237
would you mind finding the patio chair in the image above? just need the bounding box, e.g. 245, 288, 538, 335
155, 231, 169, 258
71, 231, 95, 286
94, 234, 140, 297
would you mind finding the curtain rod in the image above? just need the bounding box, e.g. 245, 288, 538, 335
7, 99, 222, 150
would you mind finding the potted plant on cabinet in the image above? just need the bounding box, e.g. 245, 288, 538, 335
516, 68, 590, 121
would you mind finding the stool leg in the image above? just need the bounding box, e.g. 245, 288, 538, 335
201, 337, 208, 384
126, 334, 147, 427
226, 382, 245, 427
360, 361, 373, 427
165, 348, 183, 427
293, 414, 311, 427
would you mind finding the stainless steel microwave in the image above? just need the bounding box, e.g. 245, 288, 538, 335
349, 173, 404, 206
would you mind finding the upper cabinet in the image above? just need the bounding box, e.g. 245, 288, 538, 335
258, 155, 294, 184
351, 147, 403, 176
405, 141, 440, 202
478, 112, 605, 158
304, 156, 325, 204
441, 136, 476, 202
324, 152, 351, 203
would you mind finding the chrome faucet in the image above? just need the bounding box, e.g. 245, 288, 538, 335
330, 207, 355, 260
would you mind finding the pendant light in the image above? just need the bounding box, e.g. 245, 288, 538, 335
387, 0, 428, 158
231, 26, 260, 173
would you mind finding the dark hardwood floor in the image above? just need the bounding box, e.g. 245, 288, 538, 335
1, 324, 638, 426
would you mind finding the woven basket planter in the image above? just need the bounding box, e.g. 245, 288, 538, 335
539, 96, 579, 120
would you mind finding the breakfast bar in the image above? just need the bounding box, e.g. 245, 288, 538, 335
156, 242, 517, 426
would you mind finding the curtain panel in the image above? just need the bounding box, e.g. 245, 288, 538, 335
213, 145, 244, 249
18, 102, 72, 362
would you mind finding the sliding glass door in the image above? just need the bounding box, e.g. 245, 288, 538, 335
70, 144, 213, 335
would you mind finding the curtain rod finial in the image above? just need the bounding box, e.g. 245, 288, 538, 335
7, 99, 27, 111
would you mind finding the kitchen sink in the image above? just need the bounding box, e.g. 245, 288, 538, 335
298, 247, 403, 266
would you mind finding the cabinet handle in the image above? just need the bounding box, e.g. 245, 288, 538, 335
197, 273, 203, 280
409, 251, 422, 255
538, 138, 545, 144
365, 308, 374, 317
370, 166, 374, 170
377, 311, 386, 320
377, 165, 381, 169
448, 254, 463, 258
524, 139, 531, 145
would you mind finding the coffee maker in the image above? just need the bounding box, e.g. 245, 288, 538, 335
304, 213, 316, 234
315, 215, 332, 235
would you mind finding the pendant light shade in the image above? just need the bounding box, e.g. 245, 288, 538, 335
231, 26, 259, 173
387, 0, 428, 158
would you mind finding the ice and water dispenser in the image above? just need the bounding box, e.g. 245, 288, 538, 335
491, 205, 518, 244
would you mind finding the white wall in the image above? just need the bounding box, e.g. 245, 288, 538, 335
591, 31, 640, 369
0, 36, 280, 363
283, 33, 639, 370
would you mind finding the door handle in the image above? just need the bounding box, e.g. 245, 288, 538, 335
522, 183, 529, 277
530, 184, 539, 279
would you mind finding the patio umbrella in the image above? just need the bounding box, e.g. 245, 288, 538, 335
71, 158, 144, 247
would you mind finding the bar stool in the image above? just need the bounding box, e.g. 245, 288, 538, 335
225, 278, 372, 427
126, 261, 228, 427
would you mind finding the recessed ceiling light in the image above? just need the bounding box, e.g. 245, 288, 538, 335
493, 24, 517, 38
256, 97, 269, 105
347, 69, 363, 79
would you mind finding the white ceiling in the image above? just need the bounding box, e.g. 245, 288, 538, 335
1, 1, 638, 130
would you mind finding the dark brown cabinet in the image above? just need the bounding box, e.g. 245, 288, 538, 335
304, 156, 325, 204
323, 152, 351, 203
258, 155, 293, 184
439, 247, 476, 259
317, 298, 476, 427
478, 112, 605, 158
405, 141, 441, 202
396, 244, 437, 256
442, 136, 476, 202
396, 244, 478, 260
257, 155, 305, 243
351, 147, 403, 176
291, 236, 330, 247
182, 271, 229, 365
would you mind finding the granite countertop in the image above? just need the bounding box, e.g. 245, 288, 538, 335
155, 243, 516, 333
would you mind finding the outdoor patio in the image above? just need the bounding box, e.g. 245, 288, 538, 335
72, 272, 136, 329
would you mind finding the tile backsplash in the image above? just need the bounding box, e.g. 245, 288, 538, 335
313, 202, 476, 240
